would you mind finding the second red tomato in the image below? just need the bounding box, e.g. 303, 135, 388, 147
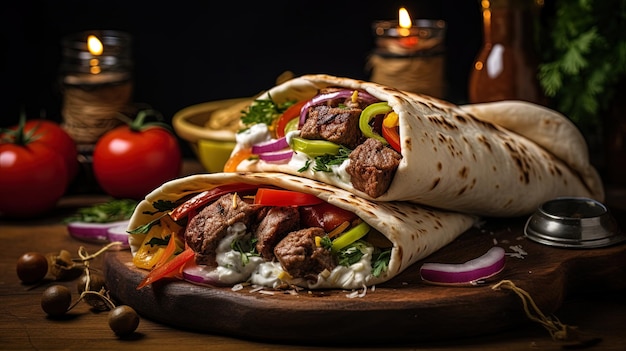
93, 119, 182, 200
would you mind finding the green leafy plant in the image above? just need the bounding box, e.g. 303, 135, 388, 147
537, 0, 626, 135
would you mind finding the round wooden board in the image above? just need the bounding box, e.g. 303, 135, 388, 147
103, 217, 626, 345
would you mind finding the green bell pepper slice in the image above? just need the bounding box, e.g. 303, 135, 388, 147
359, 102, 391, 145
290, 137, 341, 157
331, 221, 371, 252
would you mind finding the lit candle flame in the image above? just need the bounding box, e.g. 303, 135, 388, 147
87, 35, 103, 74
87, 35, 104, 56
399, 7, 413, 28
398, 7, 413, 36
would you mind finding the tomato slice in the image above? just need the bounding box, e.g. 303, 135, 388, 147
299, 202, 358, 233
276, 100, 307, 138
223, 148, 253, 172
253, 188, 324, 207
169, 183, 259, 221
382, 125, 401, 153
136, 247, 195, 289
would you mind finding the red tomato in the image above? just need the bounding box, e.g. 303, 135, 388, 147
0, 118, 74, 218
0, 140, 68, 218
22, 120, 78, 184
299, 202, 358, 232
93, 110, 182, 200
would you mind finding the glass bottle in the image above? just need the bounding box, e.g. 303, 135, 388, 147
468, 0, 546, 104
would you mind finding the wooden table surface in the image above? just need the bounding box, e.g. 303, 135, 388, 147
2, 161, 626, 351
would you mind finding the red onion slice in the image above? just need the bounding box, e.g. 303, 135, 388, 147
258, 149, 293, 163
106, 223, 131, 250
419, 246, 506, 285
182, 261, 227, 286
67, 220, 130, 245
251, 137, 289, 154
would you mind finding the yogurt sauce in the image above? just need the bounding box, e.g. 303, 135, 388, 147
214, 221, 375, 289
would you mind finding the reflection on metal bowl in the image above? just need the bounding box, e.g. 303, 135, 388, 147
524, 197, 626, 248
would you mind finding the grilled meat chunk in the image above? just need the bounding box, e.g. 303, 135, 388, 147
274, 227, 336, 282
299, 105, 364, 149
346, 138, 401, 198
254, 206, 301, 260
185, 193, 259, 266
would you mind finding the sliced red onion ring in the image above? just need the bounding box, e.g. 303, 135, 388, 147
67, 220, 130, 245
299, 89, 380, 127
419, 246, 506, 285
182, 261, 226, 286
106, 223, 131, 250
251, 137, 288, 154
258, 149, 294, 163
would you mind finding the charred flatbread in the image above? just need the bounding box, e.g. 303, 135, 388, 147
128, 172, 475, 290
227, 74, 603, 217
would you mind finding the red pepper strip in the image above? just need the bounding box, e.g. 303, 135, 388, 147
170, 183, 259, 221
223, 149, 254, 173
253, 188, 324, 207
276, 100, 307, 138
152, 228, 179, 269
136, 247, 195, 290
382, 125, 401, 153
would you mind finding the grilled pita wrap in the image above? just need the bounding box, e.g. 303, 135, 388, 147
128, 172, 475, 290
228, 74, 603, 217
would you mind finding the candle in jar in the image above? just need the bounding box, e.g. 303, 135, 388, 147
369, 8, 447, 98
372, 8, 445, 56
60, 30, 133, 145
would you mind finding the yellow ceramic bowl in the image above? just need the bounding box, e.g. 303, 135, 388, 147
172, 98, 250, 173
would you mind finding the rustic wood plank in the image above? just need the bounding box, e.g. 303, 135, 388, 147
104, 216, 626, 344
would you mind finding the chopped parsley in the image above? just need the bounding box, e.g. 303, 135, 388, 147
240, 94, 296, 129
337, 241, 367, 267
336, 241, 391, 277
298, 146, 352, 173
145, 235, 170, 247
231, 234, 259, 265
371, 249, 391, 277
64, 199, 137, 223
312, 146, 352, 172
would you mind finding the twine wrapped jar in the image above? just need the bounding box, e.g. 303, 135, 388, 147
60, 30, 134, 146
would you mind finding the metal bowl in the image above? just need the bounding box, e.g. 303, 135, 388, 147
524, 197, 626, 248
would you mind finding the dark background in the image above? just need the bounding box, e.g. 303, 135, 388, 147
1, 1, 482, 156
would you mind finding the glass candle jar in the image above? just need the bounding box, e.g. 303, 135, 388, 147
368, 19, 447, 98
60, 30, 134, 145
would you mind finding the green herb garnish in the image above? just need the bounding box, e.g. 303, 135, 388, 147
231, 235, 259, 265
240, 94, 296, 129
145, 235, 170, 247
319, 235, 333, 250
371, 249, 391, 277
64, 199, 137, 223
337, 241, 367, 267
143, 199, 178, 215
312, 146, 352, 172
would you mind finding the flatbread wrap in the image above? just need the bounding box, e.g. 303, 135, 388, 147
127, 172, 475, 290
227, 74, 603, 217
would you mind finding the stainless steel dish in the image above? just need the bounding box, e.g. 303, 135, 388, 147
524, 197, 626, 248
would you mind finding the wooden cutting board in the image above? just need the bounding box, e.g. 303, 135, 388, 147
103, 216, 626, 345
